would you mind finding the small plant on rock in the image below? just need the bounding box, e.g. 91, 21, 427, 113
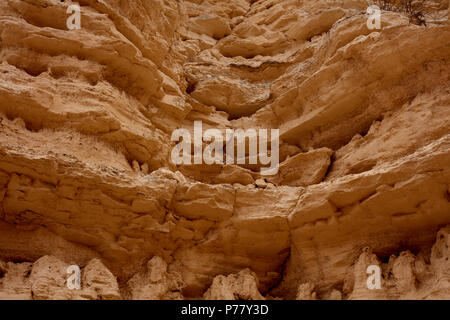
374, 0, 427, 26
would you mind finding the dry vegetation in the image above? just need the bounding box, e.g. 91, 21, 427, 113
375, 0, 427, 25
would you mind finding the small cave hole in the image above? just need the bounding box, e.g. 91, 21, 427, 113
186, 82, 197, 94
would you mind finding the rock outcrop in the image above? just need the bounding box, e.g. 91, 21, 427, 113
204, 269, 264, 300
0, 255, 120, 300
0, 0, 449, 300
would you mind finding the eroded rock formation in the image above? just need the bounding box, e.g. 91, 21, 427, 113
0, 0, 449, 299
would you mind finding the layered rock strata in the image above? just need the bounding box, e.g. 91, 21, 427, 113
0, 0, 449, 299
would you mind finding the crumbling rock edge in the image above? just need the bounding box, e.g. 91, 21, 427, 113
0, 225, 448, 300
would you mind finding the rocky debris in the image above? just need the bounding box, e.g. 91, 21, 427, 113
344, 226, 450, 300
126, 256, 185, 300
429, 225, 450, 298
0, 261, 33, 300
296, 282, 317, 300
255, 179, 268, 188
0, 256, 120, 300
81, 259, 121, 300
29, 256, 75, 300
346, 248, 388, 300
326, 290, 343, 300
204, 269, 264, 300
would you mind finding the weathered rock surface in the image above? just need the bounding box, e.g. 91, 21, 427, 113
125, 256, 185, 300
0, 255, 120, 300
204, 269, 264, 300
345, 225, 450, 300
0, 0, 449, 300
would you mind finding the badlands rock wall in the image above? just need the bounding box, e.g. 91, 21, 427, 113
0, 0, 449, 299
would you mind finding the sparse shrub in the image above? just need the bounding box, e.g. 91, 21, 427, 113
374, 0, 427, 26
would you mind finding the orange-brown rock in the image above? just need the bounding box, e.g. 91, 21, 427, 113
204, 269, 264, 300
0, 0, 449, 300
0, 255, 120, 300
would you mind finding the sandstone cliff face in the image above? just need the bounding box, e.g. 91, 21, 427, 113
0, 0, 449, 300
